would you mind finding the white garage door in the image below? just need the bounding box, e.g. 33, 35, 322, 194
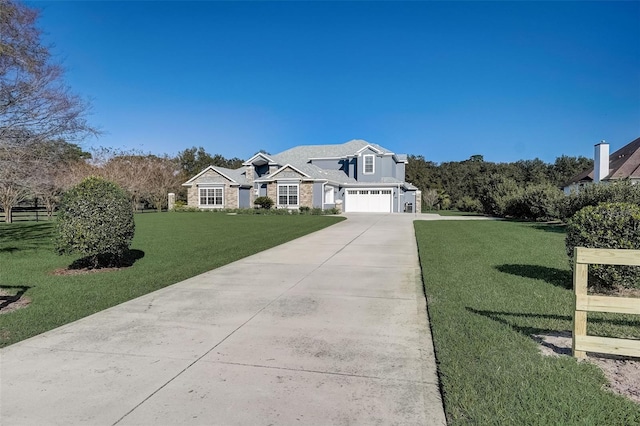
344, 189, 392, 213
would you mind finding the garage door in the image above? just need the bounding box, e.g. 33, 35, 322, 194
344, 189, 392, 213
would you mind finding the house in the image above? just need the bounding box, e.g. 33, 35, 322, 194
563, 137, 640, 194
182, 139, 421, 213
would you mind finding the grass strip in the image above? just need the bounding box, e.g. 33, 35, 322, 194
414, 220, 640, 425
0, 212, 344, 347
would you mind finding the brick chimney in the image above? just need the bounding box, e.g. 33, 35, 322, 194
594, 140, 610, 183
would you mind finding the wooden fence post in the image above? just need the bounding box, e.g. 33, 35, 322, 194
572, 248, 588, 359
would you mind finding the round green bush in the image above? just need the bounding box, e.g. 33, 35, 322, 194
55, 176, 135, 268
566, 202, 640, 289
254, 196, 274, 209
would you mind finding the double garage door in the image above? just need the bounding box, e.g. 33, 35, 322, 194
344, 189, 392, 213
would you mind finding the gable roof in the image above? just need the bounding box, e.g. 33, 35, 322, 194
182, 165, 250, 186
242, 152, 277, 166
266, 164, 311, 179
567, 137, 640, 184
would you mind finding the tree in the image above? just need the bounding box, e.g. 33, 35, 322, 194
0, 0, 97, 222
176, 146, 243, 180
406, 155, 441, 194
145, 155, 181, 211
422, 189, 439, 210
55, 176, 135, 268
31, 140, 93, 218
548, 155, 593, 186
0, 0, 96, 145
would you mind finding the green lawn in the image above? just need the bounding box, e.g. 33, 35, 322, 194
0, 212, 344, 347
415, 220, 640, 425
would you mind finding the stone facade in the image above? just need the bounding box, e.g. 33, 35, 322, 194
186, 169, 239, 209
265, 181, 313, 209
225, 186, 238, 208
267, 182, 277, 202
415, 190, 422, 213
300, 182, 313, 208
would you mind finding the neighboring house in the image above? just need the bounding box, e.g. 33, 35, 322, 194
182, 139, 421, 213
563, 137, 640, 194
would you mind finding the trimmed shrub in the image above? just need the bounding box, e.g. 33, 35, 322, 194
478, 175, 523, 217
561, 180, 640, 220
455, 196, 483, 213
506, 184, 564, 221
299, 206, 311, 213
55, 176, 135, 268
566, 202, 640, 289
254, 196, 274, 209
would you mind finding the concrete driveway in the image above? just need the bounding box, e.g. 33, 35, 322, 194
1, 214, 446, 425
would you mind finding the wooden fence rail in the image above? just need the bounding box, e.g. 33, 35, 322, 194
573, 247, 640, 359
0, 208, 56, 223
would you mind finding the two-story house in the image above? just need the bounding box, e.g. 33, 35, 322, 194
182, 139, 421, 213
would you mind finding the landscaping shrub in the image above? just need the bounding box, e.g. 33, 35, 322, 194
506, 184, 564, 221
561, 180, 640, 220
299, 206, 311, 213
55, 176, 135, 268
454, 196, 483, 213
173, 200, 187, 210
254, 196, 274, 209
566, 202, 640, 289
478, 174, 523, 217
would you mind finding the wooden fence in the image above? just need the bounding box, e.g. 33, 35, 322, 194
573, 247, 640, 359
0, 208, 56, 223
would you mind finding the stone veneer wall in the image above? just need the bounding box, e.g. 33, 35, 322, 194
415, 190, 422, 213
266, 181, 313, 208
300, 182, 313, 208
186, 169, 239, 209
187, 185, 199, 208
225, 187, 238, 208
267, 182, 277, 202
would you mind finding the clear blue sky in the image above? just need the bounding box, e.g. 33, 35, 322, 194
30, 1, 640, 164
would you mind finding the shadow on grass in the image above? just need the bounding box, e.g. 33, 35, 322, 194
467, 307, 640, 336
466, 307, 571, 336
69, 249, 145, 270
0, 222, 54, 251
496, 264, 572, 289
0, 285, 31, 312
531, 223, 567, 234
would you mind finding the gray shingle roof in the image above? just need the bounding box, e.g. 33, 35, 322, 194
271, 139, 392, 165
213, 166, 249, 184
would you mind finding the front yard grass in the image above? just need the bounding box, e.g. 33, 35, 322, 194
0, 212, 344, 347
415, 220, 640, 424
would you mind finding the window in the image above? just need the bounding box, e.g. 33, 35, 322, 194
278, 184, 298, 206
363, 154, 375, 174
199, 187, 223, 207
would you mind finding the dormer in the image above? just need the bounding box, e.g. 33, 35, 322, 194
242, 153, 279, 182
